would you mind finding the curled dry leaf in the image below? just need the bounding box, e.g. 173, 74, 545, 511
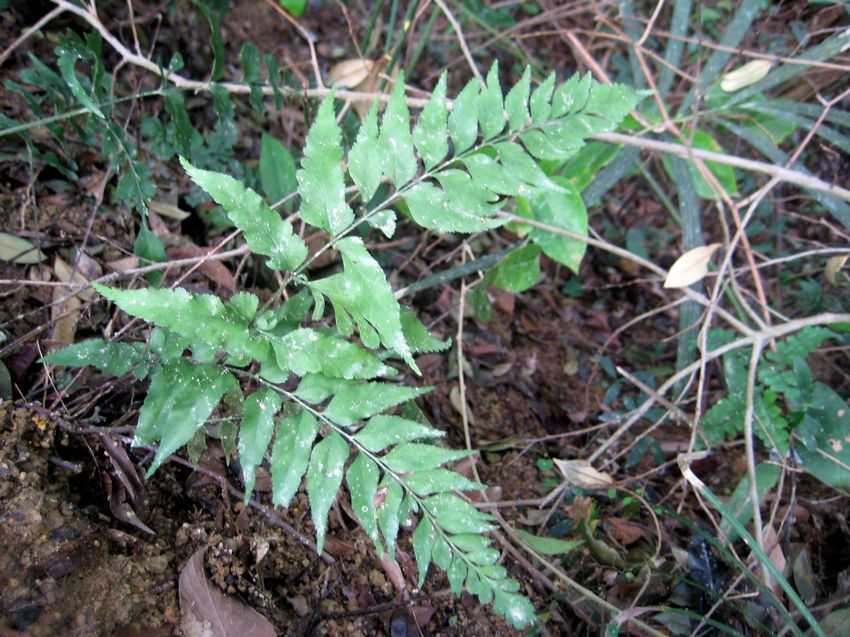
825, 255, 848, 286
327, 58, 375, 88
553, 459, 613, 489
663, 243, 722, 289
51, 254, 102, 350
179, 547, 276, 637
720, 59, 772, 92
449, 385, 475, 425
761, 524, 786, 596
0, 232, 46, 264
150, 199, 191, 221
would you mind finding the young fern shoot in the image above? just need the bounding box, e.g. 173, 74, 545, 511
45, 63, 639, 628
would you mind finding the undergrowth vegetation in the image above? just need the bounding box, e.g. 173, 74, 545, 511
2, 1, 850, 635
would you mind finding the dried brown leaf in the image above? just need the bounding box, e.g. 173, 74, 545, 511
167, 244, 236, 291
553, 459, 613, 489
179, 547, 277, 637
327, 58, 375, 88
663, 243, 722, 289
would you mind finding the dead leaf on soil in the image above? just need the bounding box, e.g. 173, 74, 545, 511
553, 459, 613, 489
50, 254, 103, 350
793, 546, 817, 605
0, 232, 46, 264
167, 244, 236, 291
379, 553, 407, 595
179, 547, 277, 637
106, 256, 140, 272
663, 243, 722, 289
761, 524, 786, 596
607, 517, 646, 546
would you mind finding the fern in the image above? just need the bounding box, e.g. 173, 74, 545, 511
44, 64, 640, 628
702, 327, 838, 460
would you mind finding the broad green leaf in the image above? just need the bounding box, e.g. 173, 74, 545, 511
515, 529, 583, 555
432, 534, 453, 570
552, 72, 592, 118
348, 102, 382, 202
477, 62, 505, 139
465, 569, 482, 596
412, 518, 436, 587
56, 49, 104, 119
404, 181, 504, 234
297, 95, 354, 235
238, 388, 283, 502
528, 180, 588, 274
308, 237, 417, 371
466, 549, 501, 566
306, 431, 349, 553
400, 307, 451, 353
0, 232, 46, 264
493, 142, 562, 192
529, 72, 556, 124
717, 463, 780, 543
353, 414, 444, 452
405, 469, 484, 496
279, 0, 307, 17
504, 66, 531, 131
434, 169, 499, 218
260, 133, 297, 203
493, 244, 542, 293
463, 152, 522, 196
377, 476, 403, 558
448, 557, 467, 594
382, 443, 474, 473
424, 493, 496, 534
94, 284, 271, 364
367, 209, 397, 238
519, 129, 574, 161
256, 288, 313, 333
181, 159, 307, 270
271, 409, 319, 507
136, 360, 238, 476
583, 82, 639, 125
293, 374, 350, 403
796, 383, 850, 487
133, 225, 166, 286
227, 291, 259, 321
379, 73, 417, 187
450, 534, 492, 553
324, 381, 430, 427
448, 78, 479, 154
346, 453, 381, 548
412, 72, 449, 170
475, 575, 494, 605
271, 328, 394, 380
661, 129, 738, 200
559, 141, 621, 191
148, 327, 189, 364
493, 590, 536, 629
43, 338, 150, 379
